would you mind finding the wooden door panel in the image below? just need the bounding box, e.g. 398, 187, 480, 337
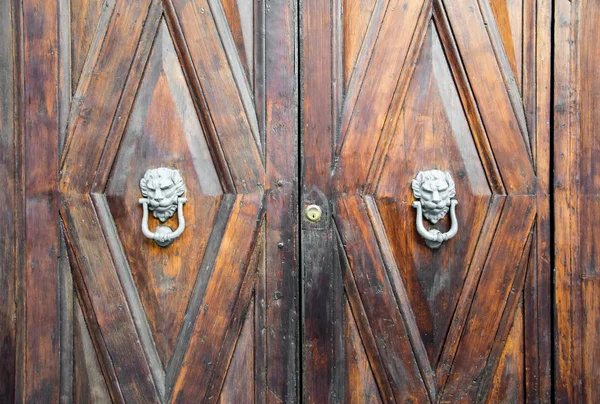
60, 0, 269, 402
302, 0, 550, 401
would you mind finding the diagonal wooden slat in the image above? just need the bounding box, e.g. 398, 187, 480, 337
476, 227, 534, 401
335, 196, 430, 402
336, 225, 396, 403
434, 195, 506, 388
61, 0, 157, 193
439, 0, 535, 195
171, 193, 265, 402
166, 0, 264, 193
365, 196, 437, 400
477, 0, 532, 156
439, 195, 535, 402
70, 0, 113, 95
62, 195, 160, 403
335, 0, 429, 191
221, 0, 255, 86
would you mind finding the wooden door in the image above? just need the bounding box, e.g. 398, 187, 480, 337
0, 0, 560, 402
300, 0, 552, 402
2, 0, 299, 402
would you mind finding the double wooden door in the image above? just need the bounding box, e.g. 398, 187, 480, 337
2, 0, 553, 402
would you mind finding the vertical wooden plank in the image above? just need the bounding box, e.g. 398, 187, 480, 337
58, 0, 74, 400
529, 0, 553, 400
19, 0, 61, 400
555, 0, 600, 400
554, 0, 583, 401
263, 0, 300, 401
0, 0, 17, 400
301, 0, 345, 400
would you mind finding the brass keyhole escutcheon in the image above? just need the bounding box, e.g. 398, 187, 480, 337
305, 204, 322, 222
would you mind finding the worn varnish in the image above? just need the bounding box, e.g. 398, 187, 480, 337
555, 0, 600, 401
302, 0, 551, 401
0, 0, 571, 402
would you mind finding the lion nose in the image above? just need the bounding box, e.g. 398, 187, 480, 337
432, 190, 441, 202
154, 188, 163, 200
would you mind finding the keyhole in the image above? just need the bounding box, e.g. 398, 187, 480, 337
305, 205, 322, 222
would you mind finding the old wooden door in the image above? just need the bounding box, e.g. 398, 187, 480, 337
300, 0, 552, 402
2, 0, 299, 402
2, 0, 555, 402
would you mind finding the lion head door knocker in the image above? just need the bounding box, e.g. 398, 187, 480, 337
411, 170, 458, 249
139, 167, 187, 247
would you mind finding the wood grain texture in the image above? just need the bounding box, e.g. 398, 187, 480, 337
168, 0, 263, 192
70, 0, 106, 93
440, 196, 535, 402
342, 0, 378, 91
63, 195, 160, 402
73, 295, 111, 403
336, 0, 429, 191
527, 0, 552, 399
343, 298, 382, 404
0, 0, 17, 400
221, 0, 254, 87
336, 196, 430, 402
554, 0, 600, 401
486, 299, 525, 403
263, 0, 299, 400
171, 194, 264, 402
219, 298, 255, 403
105, 19, 223, 367
61, 0, 155, 193
374, 21, 492, 369
301, 0, 345, 400
19, 0, 61, 400
441, 0, 535, 194
489, 0, 524, 88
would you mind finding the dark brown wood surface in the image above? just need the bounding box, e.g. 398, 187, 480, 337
301, 0, 552, 402
0, 1, 18, 401
3, 0, 298, 401
0, 0, 584, 402
554, 0, 600, 401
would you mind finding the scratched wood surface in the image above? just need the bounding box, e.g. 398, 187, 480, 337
0, 0, 297, 401
0, 0, 561, 402
554, 0, 600, 401
301, 0, 552, 401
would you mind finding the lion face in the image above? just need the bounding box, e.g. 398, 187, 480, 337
412, 170, 456, 223
140, 167, 186, 222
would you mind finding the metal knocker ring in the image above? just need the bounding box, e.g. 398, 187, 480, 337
411, 170, 458, 249
139, 167, 187, 247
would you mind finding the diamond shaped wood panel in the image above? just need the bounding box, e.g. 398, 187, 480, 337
375, 22, 492, 368
105, 20, 223, 367
331, 0, 537, 401
59, 1, 265, 402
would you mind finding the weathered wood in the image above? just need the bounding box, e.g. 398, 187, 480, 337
336, 0, 429, 192
554, 0, 600, 400
343, 298, 383, 404
336, 196, 430, 402
168, 0, 263, 193
441, 0, 535, 194
171, 194, 264, 402
219, 298, 256, 403
0, 0, 17, 400
18, 0, 61, 400
103, 19, 224, 366
441, 196, 535, 401
63, 196, 161, 402
263, 0, 300, 400
301, 0, 345, 400
73, 295, 111, 403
